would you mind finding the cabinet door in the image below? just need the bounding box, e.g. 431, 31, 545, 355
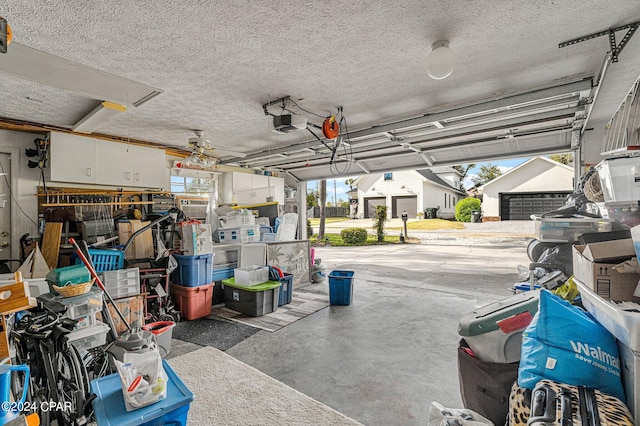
49, 132, 96, 184
132, 145, 165, 188
95, 141, 134, 186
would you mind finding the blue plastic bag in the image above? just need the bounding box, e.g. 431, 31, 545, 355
518, 289, 625, 401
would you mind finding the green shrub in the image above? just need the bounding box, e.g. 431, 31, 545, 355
340, 227, 368, 245
373, 205, 388, 242
455, 197, 481, 222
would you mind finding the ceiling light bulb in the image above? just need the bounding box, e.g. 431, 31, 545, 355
426, 40, 455, 80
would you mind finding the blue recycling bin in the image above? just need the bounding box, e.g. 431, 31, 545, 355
328, 270, 355, 305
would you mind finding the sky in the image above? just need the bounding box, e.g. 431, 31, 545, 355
308, 157, 531, 204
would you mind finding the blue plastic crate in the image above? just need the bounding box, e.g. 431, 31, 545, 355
90, 360, 194, 426
74, 249, 124, 273
171, 253, 213, 287
328, 270, 355, 305
212, 266, 234, 282
277, 273, 293, 306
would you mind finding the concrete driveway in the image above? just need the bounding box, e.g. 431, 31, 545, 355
227, 238, 533, 425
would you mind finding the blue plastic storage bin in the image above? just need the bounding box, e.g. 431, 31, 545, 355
171, 253, 213, 287
328, 270, 355, 305
74, 249, 124, 272
277, 273, 293, 306
212, 266, 234, 282
90, 360, 194, 426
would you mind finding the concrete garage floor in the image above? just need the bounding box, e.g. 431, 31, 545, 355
223, 243, 530, 426
167, 221, 536, 425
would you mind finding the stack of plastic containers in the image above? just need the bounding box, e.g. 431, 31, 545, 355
221, 265, 281, 316
169, 253, 214, 320
38, 287, 110, 352
217, 210, 261, 243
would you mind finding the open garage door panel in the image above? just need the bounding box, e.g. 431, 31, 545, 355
500, 192, 571, 220
392, 196, 417, 218
364, 197, 386, 219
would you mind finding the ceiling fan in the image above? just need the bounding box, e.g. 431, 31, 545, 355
187, 130, 247, 159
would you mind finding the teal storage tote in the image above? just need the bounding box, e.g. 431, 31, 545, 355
90, 360, 194, 426
328, 270, 355, 305
46, 264, 91, 295
222, 278, 281, 316
171, 253, 213, 287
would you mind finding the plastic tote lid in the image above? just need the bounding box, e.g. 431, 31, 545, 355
115, 328, 155, 351
142, 321, 176, 335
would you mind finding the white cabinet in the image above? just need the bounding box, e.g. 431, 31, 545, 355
95, 141, 133, 186
49, 132, 97, 184
48, 132, 165, 188
131, 145, 165, 188
220, 171, 285, 205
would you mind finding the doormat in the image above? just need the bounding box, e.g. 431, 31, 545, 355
210, 285, 329, 332
172, 316, 261, 351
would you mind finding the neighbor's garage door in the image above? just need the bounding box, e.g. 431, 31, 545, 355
392, 196, 417, 218
364, 197, 386, 218
500, 192, 571, 220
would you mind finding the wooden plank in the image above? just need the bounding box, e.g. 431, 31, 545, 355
41, 222, 63, 269
0, 317, 9, 361
0, 278, 36, 315
131, 220, 153, 259
118, 222, 135, 259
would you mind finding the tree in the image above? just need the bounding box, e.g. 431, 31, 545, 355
452, 164, 476, 191
306, 189, 318, 208
471, 164, 502, 188
345, 178, 356, 189
550, 153, 573, 165
373, 205, 388, 242
318, 179, 327, 239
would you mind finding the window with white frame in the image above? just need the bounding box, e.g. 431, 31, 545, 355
170, 175, 215, 195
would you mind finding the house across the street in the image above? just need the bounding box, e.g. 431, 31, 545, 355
353, 167, 467, 219
480, 156, 573, 221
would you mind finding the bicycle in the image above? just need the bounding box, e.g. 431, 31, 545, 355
10, 306, 93, 426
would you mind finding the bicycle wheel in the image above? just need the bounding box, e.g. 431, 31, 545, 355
54, 344, 89, 425
10, 336, 51, 425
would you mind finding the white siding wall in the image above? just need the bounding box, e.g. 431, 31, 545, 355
422, 182, 461, 219
482, 160, 573, 217
358, 171, 423, 218
435, 172, 460, 189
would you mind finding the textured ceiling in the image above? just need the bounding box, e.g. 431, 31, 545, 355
1, 1, 640, 180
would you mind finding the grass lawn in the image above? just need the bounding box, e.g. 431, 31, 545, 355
388, 219, 465, 230
311, 233, 400, 246
308, 218, 350, 226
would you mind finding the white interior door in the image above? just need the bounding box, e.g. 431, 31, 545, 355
0, 153, 11, 265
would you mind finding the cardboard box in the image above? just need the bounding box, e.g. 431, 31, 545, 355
181, 223, 213, 255
572, 239, 640, 302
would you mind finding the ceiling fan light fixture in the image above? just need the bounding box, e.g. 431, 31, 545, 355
426, 40, 455, 80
